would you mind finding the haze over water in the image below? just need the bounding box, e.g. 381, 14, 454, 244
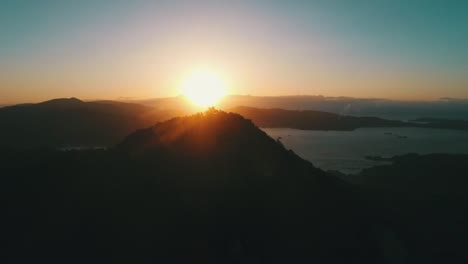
264, 127, 468, 174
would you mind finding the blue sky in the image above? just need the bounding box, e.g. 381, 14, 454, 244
1, 0, 467, 103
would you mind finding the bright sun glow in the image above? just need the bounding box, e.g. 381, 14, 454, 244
181, 70, 228, 107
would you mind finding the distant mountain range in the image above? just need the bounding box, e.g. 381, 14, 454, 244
231, 106, 468, 131
1, 97, 467, 148
114, 95, 468, 120
231, 106, 408, 130
4, 95, 468, 121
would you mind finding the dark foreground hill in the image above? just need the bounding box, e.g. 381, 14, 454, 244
0, 109, 382, 264
350, 154, 468, 264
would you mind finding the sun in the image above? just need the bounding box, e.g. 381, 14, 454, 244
181, 69, 228, 107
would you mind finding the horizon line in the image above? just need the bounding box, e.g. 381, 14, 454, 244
2, 94, 468, 106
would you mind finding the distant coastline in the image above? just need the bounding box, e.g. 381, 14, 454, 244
232, 106, 468, 131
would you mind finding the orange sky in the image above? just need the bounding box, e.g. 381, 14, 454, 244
1, 1, 467, 104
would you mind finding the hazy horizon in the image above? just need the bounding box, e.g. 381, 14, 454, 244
3, 93, 468, 106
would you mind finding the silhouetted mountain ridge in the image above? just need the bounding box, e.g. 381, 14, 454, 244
37, 97, 84, 107
0, 109, 382, 264
0, 98, 175, 148
2, 98, 466, 149
119, 109, 321, 174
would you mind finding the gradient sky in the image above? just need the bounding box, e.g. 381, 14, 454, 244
1, 0, 468, 103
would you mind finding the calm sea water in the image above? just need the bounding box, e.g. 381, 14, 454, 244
262, 127, 468, 174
